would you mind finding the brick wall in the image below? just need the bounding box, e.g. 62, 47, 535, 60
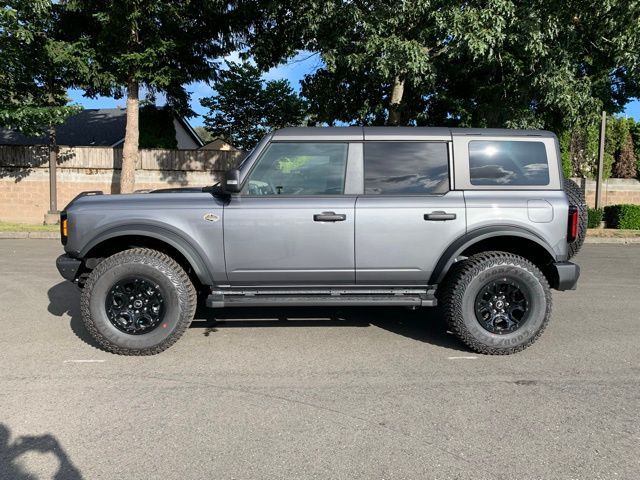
1, 145, 639, 224
572, 178, 640, 208
0, 145, 243, 224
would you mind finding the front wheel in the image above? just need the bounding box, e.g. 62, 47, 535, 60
439, 252, 552, 355
80, 248, 197, 355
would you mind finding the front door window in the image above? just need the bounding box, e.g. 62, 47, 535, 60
244, 142, 348, 195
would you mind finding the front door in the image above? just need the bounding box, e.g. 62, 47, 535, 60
223, 142, 355, 286
355, 141, 467, 285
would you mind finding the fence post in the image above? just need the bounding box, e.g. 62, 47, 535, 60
595, 110, 606, 210
44, 128, 59, 225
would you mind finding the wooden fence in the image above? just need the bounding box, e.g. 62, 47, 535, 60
0, 145, 244, 172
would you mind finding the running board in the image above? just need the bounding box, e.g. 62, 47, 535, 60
205, 293, 436, 308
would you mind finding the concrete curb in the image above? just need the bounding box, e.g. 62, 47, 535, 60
584, 236, 640, 244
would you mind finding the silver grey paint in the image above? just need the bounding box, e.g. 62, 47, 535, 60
63, 126, 572, 289
223, 196, 357, 285
355, 192, 466, 284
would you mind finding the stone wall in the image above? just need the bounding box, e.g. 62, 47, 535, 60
0, 145, 243, 224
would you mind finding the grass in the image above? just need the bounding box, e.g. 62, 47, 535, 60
0, 222, 59, 232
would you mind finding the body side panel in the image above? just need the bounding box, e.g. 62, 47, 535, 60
355, 192, 466, 284
65, 193, 226, 284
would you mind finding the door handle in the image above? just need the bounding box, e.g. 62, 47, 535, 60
314, 211, 347, 222
424, 211, 457, 221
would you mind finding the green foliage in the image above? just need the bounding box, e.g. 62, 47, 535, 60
587, 208, 604, 229
605, 204, 640, 230
201, 62, 307, 150
558, 130, 573, 178
560, 116, 639, 180
249, 1, 640, 130
194, 127, 214, 143
138, 107, 177, 149
66, 0, 239, 116
613, 131, 638, 178
0, 0, 87, 136
278, 156, 312, 174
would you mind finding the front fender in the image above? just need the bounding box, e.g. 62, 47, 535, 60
80, 224, 215, 285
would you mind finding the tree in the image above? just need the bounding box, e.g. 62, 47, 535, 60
194, 127, 215, 143
613, 130, 638, 178
0, 1, 85, 136
0, 0, 88, 217
248, 1, 640, 131
201, 62, 307, 150
67, 0, 241, 192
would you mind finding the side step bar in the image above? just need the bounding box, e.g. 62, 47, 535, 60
205, 293, 437, 308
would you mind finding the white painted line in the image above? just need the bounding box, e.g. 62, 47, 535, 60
63, 359, 106, 364
447, 356, 478, 360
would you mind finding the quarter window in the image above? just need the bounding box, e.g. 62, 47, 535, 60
364, 142, 449, 195
245, 142, 348, 195
469, 141, 549, 186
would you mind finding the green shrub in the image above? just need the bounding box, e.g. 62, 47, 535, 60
604, 204, 640, 229
587, 208, 603, 228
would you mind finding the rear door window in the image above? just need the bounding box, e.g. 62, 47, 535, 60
364, 142, 449, 195
468, 141, 549, 186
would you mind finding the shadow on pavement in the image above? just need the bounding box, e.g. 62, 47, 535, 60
46, 282, 102, 349
46, 281, 468, 353
0, 424, 83, 480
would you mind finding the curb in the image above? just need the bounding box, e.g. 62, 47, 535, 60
584, 236, 640, 244
0, 231, 60, 239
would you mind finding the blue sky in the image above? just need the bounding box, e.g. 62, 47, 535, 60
68, 51, 640, 128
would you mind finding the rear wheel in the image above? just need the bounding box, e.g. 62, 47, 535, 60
564, 178, 587, 259
440, 251, 552, 355
80, 248, 197, 355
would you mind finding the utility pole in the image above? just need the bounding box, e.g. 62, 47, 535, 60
595, 111, 606, 210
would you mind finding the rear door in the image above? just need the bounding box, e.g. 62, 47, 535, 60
223, 141, 356, 286
355, 141, 466, 285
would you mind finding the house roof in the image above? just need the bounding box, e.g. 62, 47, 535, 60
199, 138, 237, 151
0, 108, 203, 147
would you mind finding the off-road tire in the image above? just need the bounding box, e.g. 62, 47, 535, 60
563, 178, 587, 259
440, 251, 552, 355
80, 248, 197, 355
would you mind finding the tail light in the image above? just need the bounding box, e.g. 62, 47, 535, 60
60, 211, 68, 245
567, 206, 578, 243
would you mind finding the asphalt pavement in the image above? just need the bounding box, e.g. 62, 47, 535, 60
0, 240, 638, 480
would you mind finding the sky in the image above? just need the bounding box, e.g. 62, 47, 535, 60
67, 51, 640, 128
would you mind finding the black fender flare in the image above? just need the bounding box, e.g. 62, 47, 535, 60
429, 225, 559, 285
80, 224, 214, 285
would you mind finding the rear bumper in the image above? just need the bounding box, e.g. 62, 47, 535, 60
552, 261, 580, 291
56, 254, 81, 282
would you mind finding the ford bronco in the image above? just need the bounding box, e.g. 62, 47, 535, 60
56, 127, 585, 355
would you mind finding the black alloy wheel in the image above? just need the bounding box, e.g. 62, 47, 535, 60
474, 279, 529, 334
105, 277, 165, 335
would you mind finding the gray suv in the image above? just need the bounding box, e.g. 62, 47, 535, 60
56, 127, 584, 356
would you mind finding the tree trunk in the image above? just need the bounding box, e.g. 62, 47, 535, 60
388, 76, 405, 126
120, 78, 139, 193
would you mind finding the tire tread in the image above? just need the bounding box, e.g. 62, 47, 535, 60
80, 248, 197, 356
440, 251, 552, 355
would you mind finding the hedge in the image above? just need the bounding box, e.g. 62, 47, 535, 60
587, 208, 603, 228
604, 204, 640, 229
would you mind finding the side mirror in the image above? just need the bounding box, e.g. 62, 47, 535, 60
224, 169, 241, 193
